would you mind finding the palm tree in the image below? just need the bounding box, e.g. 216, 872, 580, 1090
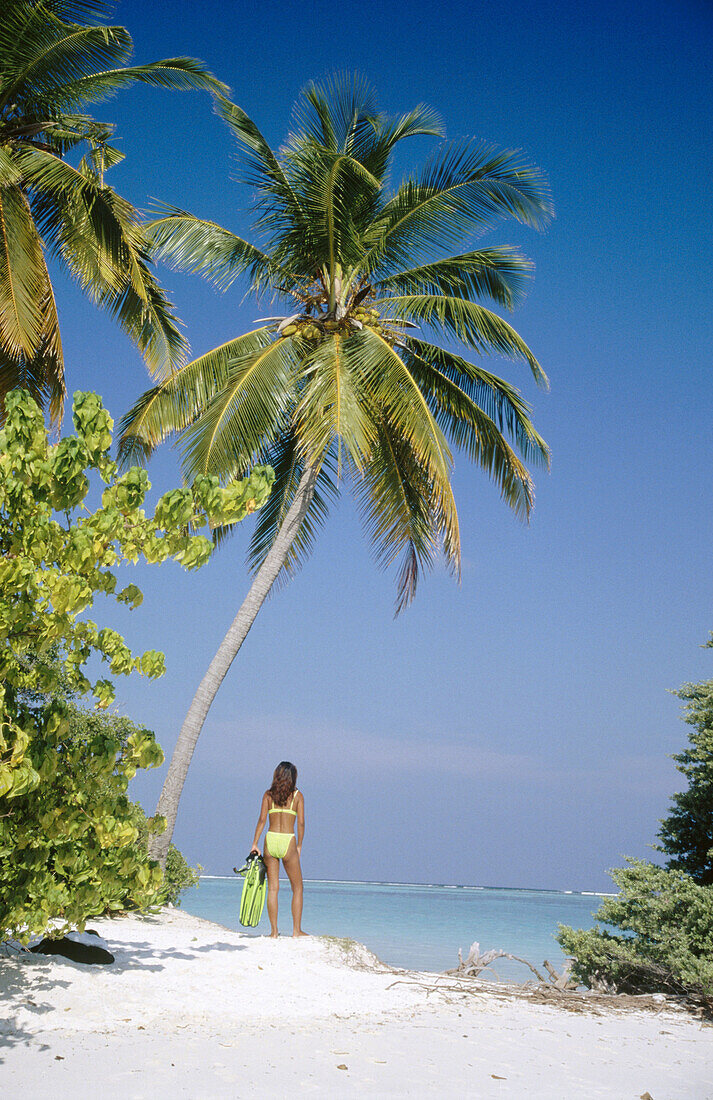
119, 77, 553, 866
0, 0, 227, 421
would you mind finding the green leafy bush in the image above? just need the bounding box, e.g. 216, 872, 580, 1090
558, 860, 713, 998
134, 813, 200, 905
63, 702, 200, 907
656, 653, 713, 883
0, 388, 272, 939
558, 639, 713, 1006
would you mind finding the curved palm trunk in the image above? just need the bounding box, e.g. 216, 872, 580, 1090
149, 464, 318, 868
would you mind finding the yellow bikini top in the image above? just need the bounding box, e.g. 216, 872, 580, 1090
268, 790, 299, 816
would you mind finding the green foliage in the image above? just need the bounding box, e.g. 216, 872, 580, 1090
62, 703, 199, 907
656, 677, 713, 884
1, 689, 167, 938
558, 640, 713, 1004
0, 0, 227, 420
159, 831, 200, 906
558, 860, 713, 1000
0, 388, 272, 938
121, 75, 553, 613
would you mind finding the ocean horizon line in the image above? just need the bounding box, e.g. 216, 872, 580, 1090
196, 874, 614, 896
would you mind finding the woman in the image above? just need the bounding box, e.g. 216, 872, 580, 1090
250, 761, 307, 937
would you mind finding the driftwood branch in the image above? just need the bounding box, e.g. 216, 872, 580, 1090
544, 958, 575, 990
443, 941, 576, 989
384, 941, 708, 1020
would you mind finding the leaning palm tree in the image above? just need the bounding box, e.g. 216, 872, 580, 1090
0, 0, 227, 420
120, 77, 553, 865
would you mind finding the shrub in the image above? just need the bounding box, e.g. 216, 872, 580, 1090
558, 859, 713, 1000
558, 637, 713, 1006
0, 388, 271, 938
63, 702, 200, 907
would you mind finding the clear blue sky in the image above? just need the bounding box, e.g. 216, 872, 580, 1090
57, 0, 712, 890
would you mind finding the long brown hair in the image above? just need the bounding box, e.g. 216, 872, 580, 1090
269, 761, 297, 807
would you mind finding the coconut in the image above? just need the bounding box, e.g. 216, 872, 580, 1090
281, 324, 298, 336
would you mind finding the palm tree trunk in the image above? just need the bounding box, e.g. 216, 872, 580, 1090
148, 463, 319, 868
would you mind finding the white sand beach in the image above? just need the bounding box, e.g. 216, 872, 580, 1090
1, 907, 710, 1099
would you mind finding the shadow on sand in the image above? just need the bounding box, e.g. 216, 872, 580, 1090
0, 956, 66, 1061
105, 938, 247, 974
0, 936, 247, 1057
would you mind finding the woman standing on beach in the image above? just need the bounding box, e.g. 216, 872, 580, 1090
250, 762, 307, 937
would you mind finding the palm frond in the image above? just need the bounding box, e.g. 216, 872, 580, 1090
214, 95, 305, 230
93, 257, 187, 380
31, 244, 65, 420
0, 146, 22, 188
0, 184, 48, 357
20, 143, 141, 272
2, 112, 113, 158
375, 246, 533, 309
0, 22, 133, 113
244, 429, 339, 583
0, 216, 64, 420
374, 293, 549, 386
362, 140, 552, 274
290, 74, 378, 154
145, 207, 283, 293
77, 141, 124, 181
0, 338, 64, 426
291, 74, 379, 155
286, 147, 381, 289
356, 103, 444, 181
401, 344, 540, 519
0, 348, 44, 417
348, 327, 454, 485
354, 419, 457, 614
23, 146, 188, 375
178, 337, 295, 481
44, 59, 229, 109
404, 337, 550, 469
342, 328, 460, 574
117, 327, 273, 466
293, 333, 377, 471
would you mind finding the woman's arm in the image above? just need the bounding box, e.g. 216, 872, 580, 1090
250, 793, 269, 853
296, 792, 305, 856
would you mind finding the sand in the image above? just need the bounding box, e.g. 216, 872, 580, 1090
1, 907, 711, 1098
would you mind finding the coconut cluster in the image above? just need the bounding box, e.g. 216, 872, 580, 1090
279, 321, 323, 341
279, 306, 387, 342
351, 306, 381, 325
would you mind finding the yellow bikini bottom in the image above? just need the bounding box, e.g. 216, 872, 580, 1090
265, 832, 294, 859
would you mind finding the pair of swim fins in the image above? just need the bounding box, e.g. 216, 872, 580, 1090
235, 852, 267, 927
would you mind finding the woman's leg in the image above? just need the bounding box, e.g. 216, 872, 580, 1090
282, 842, 307, 936
263, 848, 280, 937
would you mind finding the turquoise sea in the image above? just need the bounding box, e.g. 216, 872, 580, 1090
181, 877, 606, 980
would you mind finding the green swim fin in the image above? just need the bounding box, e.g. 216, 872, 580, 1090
236, 853, 267, 927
